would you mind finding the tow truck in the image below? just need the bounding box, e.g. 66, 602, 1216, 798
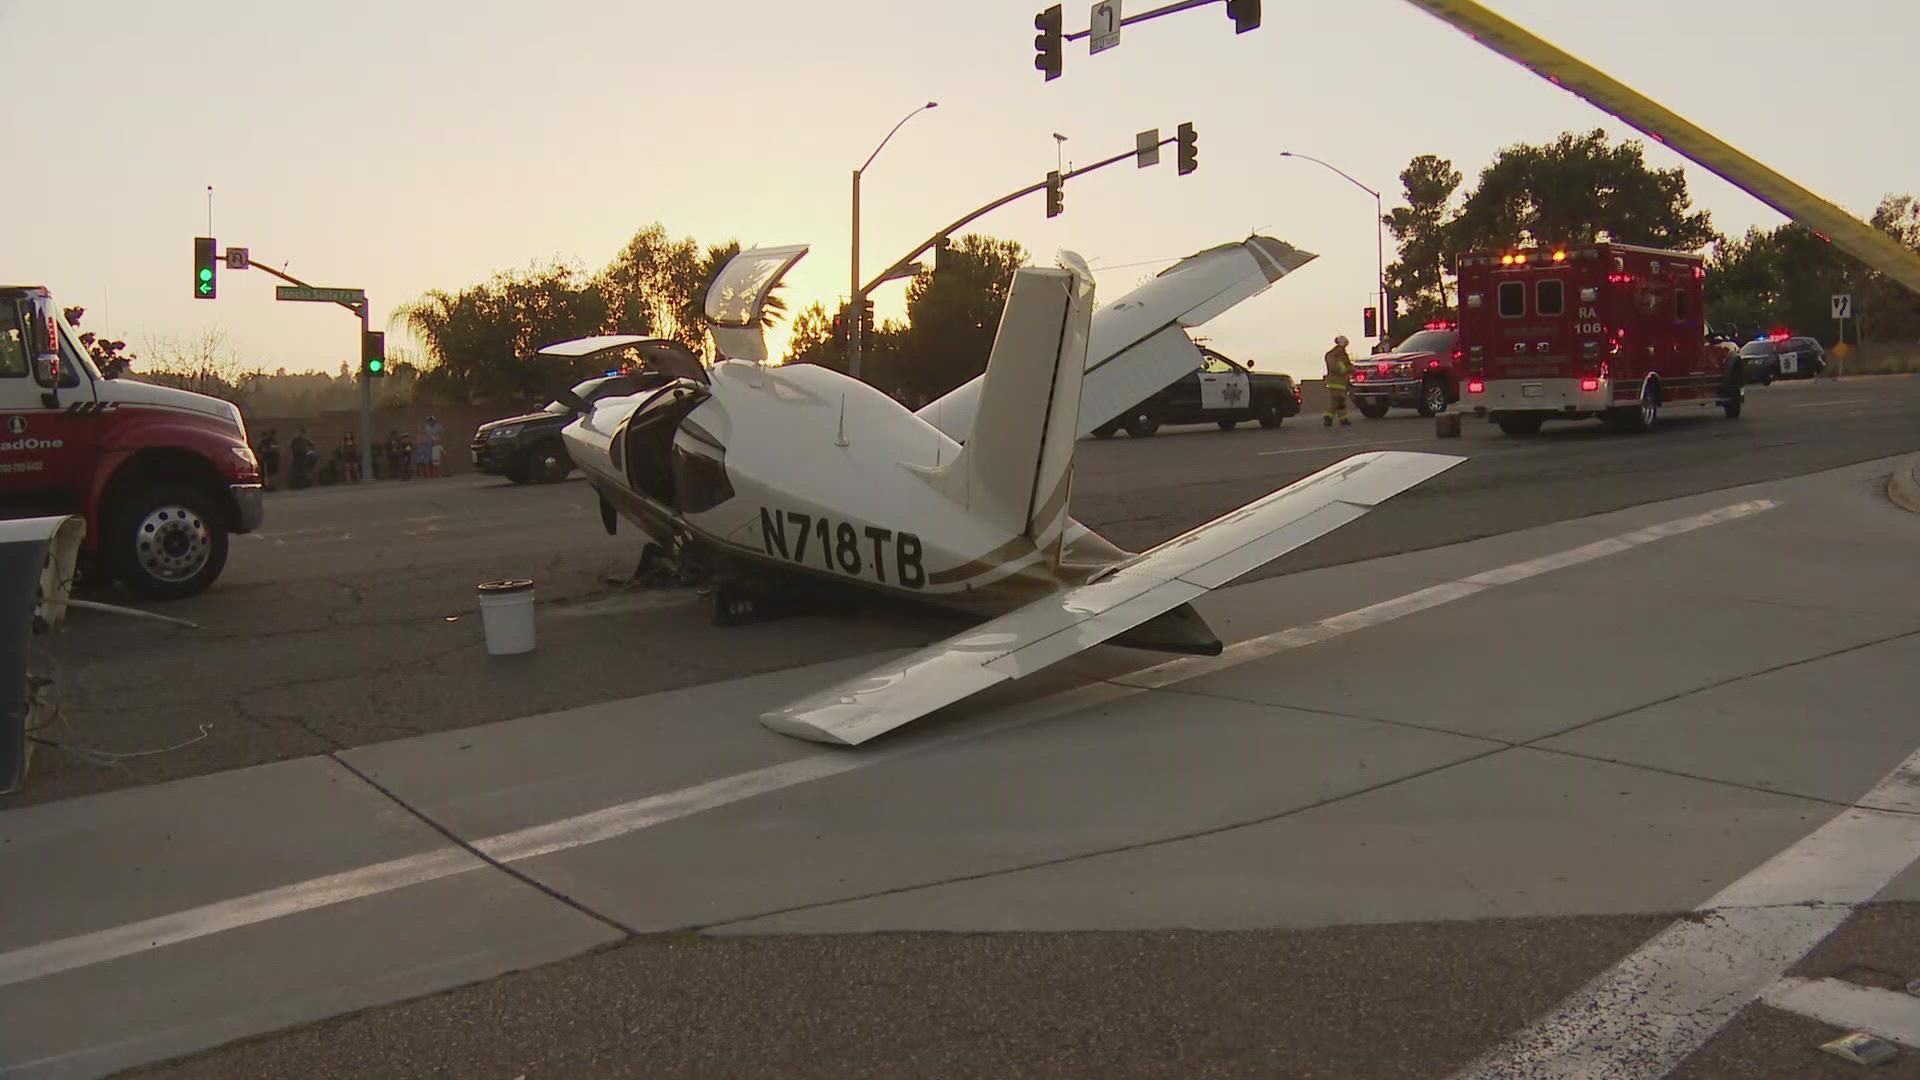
0, 287, 262, 598
1350, 321, 1461, 418
1455, 244, 1743, 435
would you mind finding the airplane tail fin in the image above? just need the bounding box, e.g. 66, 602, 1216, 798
924, 255, 1094, 553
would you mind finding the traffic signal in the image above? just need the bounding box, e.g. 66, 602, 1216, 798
1034, 5, 1063, 81
832, 309, 847, 342
1046, 170, 1064, 218
1363, 306, 1378, 337
193, 237, 218, 299
861, 298, 875, 334
1176, 122, 1198, 176
1225, 0, 1261, 32
361, 330, 387, 377
933, 235, 952, 273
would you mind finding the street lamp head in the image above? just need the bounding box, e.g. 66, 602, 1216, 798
926, 101, 939, 109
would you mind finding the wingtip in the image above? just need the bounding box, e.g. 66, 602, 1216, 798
759, 709, 861, 746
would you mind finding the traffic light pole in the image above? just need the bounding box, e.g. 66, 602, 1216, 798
861, 133, 1177, 297
236, 257, 374, 479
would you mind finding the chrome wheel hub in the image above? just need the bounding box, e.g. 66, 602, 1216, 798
137, 505, 211, 583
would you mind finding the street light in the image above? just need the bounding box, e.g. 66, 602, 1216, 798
1281, 150, 1387, 346
851, 101, 938, 381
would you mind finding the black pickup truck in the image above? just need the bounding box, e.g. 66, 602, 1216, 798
1093, 348, 1300, 438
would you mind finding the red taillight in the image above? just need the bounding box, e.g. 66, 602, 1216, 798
1580, 377, 1600, 392
1428, 358, 1442, 370
1467, 378, 1485, 394
1376, 362, 1391, 375
1353, 372, 1367, 383
1292, 384, 1302, 402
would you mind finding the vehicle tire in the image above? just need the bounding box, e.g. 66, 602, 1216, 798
1416, 379, 1449, 418
528, 440, 571, 483
504, 465, 531, 485
1091, 422, 1119, 439
1357, 401, 1390, 420
1761, 373, 1775, 386
1497, 416, 1543, 437
107, 483, 229, 601
1605, 383, 1660, 434
1722, 395, 1743, 419
1256, 400, 1284, 429
1216, 418, 1238, 431
1122, 410, 1160, 438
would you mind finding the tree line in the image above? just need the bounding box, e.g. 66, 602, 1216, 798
1383, 128, 1920, 347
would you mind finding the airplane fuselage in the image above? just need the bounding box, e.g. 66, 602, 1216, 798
566, 359, 1114, 616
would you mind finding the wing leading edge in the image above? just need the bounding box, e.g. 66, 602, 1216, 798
761, 451, 1466, 746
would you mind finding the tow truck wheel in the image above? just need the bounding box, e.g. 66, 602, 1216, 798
1216, 418, 1238, 431
1123, 410, 1160, 438
529, 440, 572, 483
1357, 401, 1390, 420
1417, 380, 1449, 418
108, 484, 229, 601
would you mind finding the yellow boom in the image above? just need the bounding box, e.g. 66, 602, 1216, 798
1400, 0, 1920, 297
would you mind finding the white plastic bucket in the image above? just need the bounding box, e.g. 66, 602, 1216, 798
477, 578, 535, 655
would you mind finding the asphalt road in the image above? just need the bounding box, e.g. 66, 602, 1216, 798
18, 373, 1918, 805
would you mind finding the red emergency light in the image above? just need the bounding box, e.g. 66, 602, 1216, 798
1425, 320, 1456, 331
1580, 377, 1600, 392
1467, 378, 1485, 394
1767, 328, 1792, 341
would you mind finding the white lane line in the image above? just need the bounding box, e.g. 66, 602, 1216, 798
1449, 747, 1920, 1080
1258, 436, 1431, 457
0, 499, 1780, 989
1118, 499, 1775, 690
1790, 399, 1872, 408
1762, 977, 1920, 1049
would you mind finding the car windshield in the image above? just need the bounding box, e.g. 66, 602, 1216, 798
1739, 342, 1776, 357
1394, 329, 1456, 354
543, 375, 628, 413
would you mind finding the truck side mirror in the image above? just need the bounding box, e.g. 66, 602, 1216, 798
31, 352, 58, 407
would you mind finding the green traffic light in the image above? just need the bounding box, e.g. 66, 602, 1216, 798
198, 268, 212, 281
368, 359, 384, 373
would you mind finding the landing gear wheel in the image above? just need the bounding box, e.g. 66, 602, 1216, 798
1123, 410, 1160, 438
1416, 380, 1449, 418
1256, 400, 1284, 429
1216, 418, 1239, 431
529, 440, 572, 483
108, 484, 229, 600
1497, 417, 1543, 436
1357, 401, 1390, 420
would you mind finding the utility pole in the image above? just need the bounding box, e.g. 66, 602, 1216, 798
1281, 151, 1386, 345
850, 102, 939, 381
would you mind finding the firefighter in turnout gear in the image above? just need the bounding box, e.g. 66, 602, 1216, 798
1323, 335, 1353, 427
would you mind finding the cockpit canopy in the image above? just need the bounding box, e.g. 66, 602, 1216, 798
535, 335, 709, 385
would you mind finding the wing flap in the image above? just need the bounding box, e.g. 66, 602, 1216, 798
761, 451, 1465, 745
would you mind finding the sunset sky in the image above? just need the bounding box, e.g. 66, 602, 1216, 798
6, 0, 1916, 382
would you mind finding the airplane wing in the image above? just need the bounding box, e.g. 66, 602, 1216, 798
916, 236, 1316, 443
761, 451, 1464, 745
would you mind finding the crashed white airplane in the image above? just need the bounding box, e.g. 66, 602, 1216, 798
557, 240, 1463, 745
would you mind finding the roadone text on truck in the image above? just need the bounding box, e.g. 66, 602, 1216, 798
0, 286, 262, 599
1455, 243, 1743, 436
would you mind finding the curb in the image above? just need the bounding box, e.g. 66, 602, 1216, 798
1891, 454, 1920, 515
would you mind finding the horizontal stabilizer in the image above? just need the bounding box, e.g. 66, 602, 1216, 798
762, 451, 1464, 745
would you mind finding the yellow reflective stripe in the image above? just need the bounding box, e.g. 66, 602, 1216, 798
1400, 0, 1920, 297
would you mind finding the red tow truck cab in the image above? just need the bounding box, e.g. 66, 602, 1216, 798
1455, 244, 1742, 436
0, 287, 263, 599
